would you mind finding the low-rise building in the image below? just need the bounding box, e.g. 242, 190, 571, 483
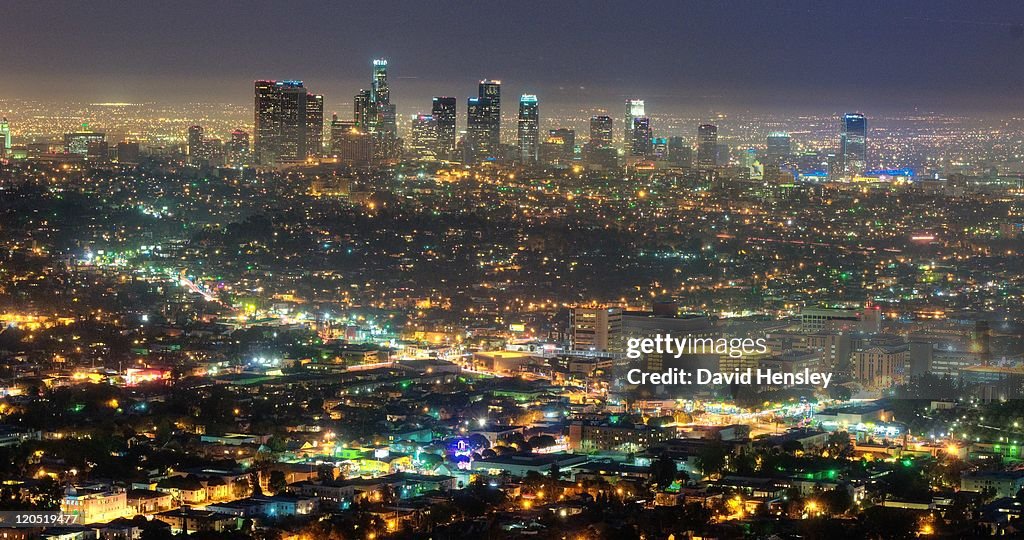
961, 470, 1024, 498
154, 508, 240, 535
568, 420, 673, 453
61, 487, 128, 524
126, 489, 174, 515
472, 452, 589, 477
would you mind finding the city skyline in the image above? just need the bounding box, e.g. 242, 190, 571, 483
2, 3, 1024, 538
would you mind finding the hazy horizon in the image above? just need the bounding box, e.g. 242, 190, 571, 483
5, 0, 1024, 116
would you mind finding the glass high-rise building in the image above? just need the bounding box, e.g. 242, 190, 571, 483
306, 93, 324, 157
840, 113, 867, 176
409, 114, 439, 160
550, 128, 575, 162
354, 89, 372, 130
187, 125, 205, 163
371, 59, 397, 140
254, 80, 322, 164
431, 97, 457, 160
349, 60, 398, 160
467, 80, 501, 163
479, 80, 501, 119
589, 115, 613, 147
766, 131, 791, 163
667, 136, 691, 167
372, 59, 390, 107
330, 113, 355, 148
585, 116, 616, 170
0, 117, 10, 155
540, 128, 575, 166
354, 59, 397, 160
624, 99, 645, 154
517, 94, 539, 163
227, 129, 250, 166
697, 123, 718, 168
467, 97, 487, 162
631, 117, 652, 156
330, 113, 373, 166
480, 80, 501, 159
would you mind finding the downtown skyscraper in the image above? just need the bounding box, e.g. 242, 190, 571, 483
431, 97, 457, 161
354, 89, 372, 129
517, 94, 539, 164
0, 117, 10, 157
589, 115, 613, 148
254, 80, 323, 165
467, 80, 501, 163
585, 115, 617, 169
409, 114, 439, 160
624, 99, 645, 154
630, 117, 652, 157
352, 59, 399, 160
371, 59, 397, 140
227, 129, 251, 167
840, 113, 867, 176
697, 123, 718, 169
766, 131, 791, 164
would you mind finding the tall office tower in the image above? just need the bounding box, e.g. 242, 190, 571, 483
590, 115, 613, 147
203, 138, 225, 167
371, 59, 397, 138
330, 113, 373, 166
766, 131, 791, 163
667, 136, 689, 166
540, 129, 573, 167
187, 125, 205, 163
630, 117, 652, 156
409, 114, 439, 160
624, 99, 645, 153
351, 59, 398, 159
517, 94, 539, 163
354, 89, 372, 130
371, 59, 390, 106
227, 129, 251, 166
479, 79, 501, 120
431, 97, 457, 160
716, 143, 730, 166
306, 93, 324, 157
467, 91, 500, 164
839, 113, 867, 176
583, 115, 616, 169
466, 98, 487, 162
330, 113, 354, 148
0, 117, 10, 156
468, 79, 501, 162
696, 123, 718, 168
253, 80, 322, 164
549, 128, 575, 162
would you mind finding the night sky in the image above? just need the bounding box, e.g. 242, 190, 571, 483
5, 0, 1024, 114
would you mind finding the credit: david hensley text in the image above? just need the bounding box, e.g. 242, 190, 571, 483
626, 367, 833, 388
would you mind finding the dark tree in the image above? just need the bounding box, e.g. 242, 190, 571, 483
268, 470, 287, 494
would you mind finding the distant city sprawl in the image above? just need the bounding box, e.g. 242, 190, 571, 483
0, 55, 1022, 540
